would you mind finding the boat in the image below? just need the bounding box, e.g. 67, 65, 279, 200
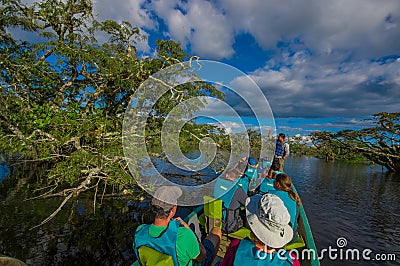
184, 179, 321, 266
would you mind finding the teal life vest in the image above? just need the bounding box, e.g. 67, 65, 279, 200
268, 190, 297, 231
243, 166, 258, 192
237, 176, 249, 194
213, 177, 238, 209
244, 166, 258, 180
259, 178, 276, 194
261, 160, 272, 169
233, 238, 294, 266
133, 220, 181, 266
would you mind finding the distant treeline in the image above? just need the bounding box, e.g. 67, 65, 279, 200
288, 112, 400, 173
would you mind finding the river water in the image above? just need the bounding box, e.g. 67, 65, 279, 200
0, 157, 399, 265
284, 157, 400, 266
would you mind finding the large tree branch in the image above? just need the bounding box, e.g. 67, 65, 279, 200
30, 167, 102, 229
0, 115, 25, 140
34, 47, 55, 66
52, 72, 79, 106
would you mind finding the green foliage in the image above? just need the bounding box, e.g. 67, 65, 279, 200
156, 39, 187, 61
289, 136, 318, 157
310, 131, 366, 162
311, 113, 400, 171
0, 0, 225, 202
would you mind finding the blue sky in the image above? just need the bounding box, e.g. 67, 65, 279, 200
90, 0, 400, 131
14, 0, 400, 134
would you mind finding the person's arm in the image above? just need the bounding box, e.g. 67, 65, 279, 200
283, 143, 290, 159
194, 243, 207, 262
173, 217, 190, 229
174, 217, 206, 262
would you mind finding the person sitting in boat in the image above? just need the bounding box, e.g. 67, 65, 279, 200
268, 173, 301, 232
219, 193, 300, 266
242, 157, 259, 194
132, 186, 222, 266
213, 168, 247, 234
258, 168, 277, 194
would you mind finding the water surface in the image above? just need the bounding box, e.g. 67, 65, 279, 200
285, 157, 400, 266
0, 157, 399, 265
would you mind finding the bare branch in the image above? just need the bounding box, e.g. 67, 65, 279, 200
30, 192, 73, 230
26, 129, 56, 141
29, 167, 102, 229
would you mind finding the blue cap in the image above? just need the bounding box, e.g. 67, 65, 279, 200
248, 157, 257, 166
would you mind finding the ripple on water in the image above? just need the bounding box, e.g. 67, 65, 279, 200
285, 157, 400, 266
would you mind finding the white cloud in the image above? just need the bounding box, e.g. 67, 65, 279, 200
93, 0, 155, 29
210, 121, 243, 134
93, 0, 154, 52
247, 51, 400, 117
149, 0, 234, 59
217, 0, 400, 58
89, 0, 400, 61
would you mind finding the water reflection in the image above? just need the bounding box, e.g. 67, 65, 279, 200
150, 155, 217, 186
285, 157, 400, 266
0, 159, 10, 183
0, 157, 399, 265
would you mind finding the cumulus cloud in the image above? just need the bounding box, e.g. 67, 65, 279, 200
93, 0, 155, 29
92, 0, 155, 52
12, 0, 400, 117
216, 0, 400, 59
138, 0, 400, 59
149, 0, 235, 59
247, 49, 400, 117
209, 121, 243, 134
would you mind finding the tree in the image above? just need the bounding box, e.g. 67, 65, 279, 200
0, 0, 223, 225
311, 113, 400, 172
288, 135, 317, 156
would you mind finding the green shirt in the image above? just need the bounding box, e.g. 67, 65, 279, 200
134, 223, 200, 266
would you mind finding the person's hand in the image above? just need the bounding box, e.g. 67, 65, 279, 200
173, 217, 190, 229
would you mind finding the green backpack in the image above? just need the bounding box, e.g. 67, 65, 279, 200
132, 245, 174, 266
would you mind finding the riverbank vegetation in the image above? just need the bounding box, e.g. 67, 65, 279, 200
0, 0, 227, 225
289, 113, 400, 172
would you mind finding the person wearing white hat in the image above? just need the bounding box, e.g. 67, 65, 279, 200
133, 186, 222, 266
219, 193, 300, 266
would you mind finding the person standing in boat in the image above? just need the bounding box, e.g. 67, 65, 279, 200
219, 194, 300, 266
213, 168, 247, 234
132, 186, 222, 266
273, 133, 289, 172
